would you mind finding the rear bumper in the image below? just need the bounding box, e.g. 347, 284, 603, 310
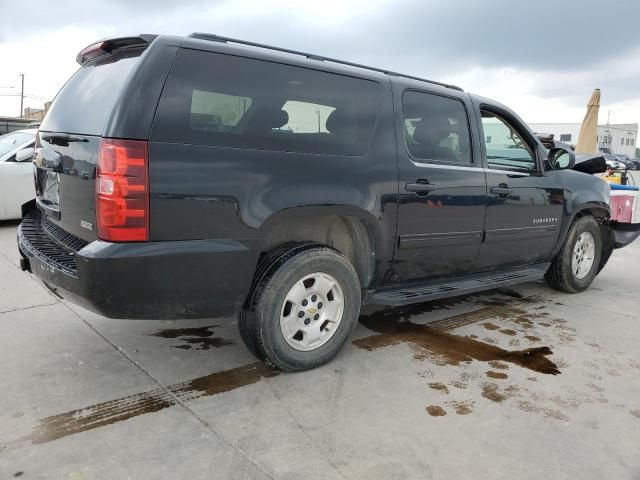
18, 210, 261, 319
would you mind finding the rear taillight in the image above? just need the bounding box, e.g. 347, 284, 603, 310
96, 138, 149, 242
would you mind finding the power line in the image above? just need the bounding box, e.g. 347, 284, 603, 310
0, 93, 45, 99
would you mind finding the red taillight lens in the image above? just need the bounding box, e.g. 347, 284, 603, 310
96, 138, 149, 242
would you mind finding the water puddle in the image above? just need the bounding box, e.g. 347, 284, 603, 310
426, 405, 447, 417
148, 325, 234, 350
12, 292, 563, 445
353, 311, 561, 375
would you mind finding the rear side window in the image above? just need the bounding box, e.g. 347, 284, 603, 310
152, 49, 383, 155
40, 49, 142, 135
402, 90, 472, 164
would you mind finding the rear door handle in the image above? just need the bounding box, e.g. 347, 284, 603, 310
490, 186, 513, 196
405, 181, 436, 195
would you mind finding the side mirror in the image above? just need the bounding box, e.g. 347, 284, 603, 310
15, 147, 35, 163
548, 147, 575, 170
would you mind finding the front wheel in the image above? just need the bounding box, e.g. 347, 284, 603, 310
240, 243, 361, 371
545, 215, 602, 293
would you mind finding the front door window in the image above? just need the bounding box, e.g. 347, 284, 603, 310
481, 111, 536, 172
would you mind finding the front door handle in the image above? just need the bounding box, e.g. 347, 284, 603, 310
491, 185, 513, 197
405, 180, 436, 195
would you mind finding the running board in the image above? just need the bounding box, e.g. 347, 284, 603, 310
364, 264, 550, 306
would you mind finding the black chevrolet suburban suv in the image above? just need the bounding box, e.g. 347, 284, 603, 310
18, 33, 639, 371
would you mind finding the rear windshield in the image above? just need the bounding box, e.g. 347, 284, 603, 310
40, 49, 142, 136
151, 49, 383, 156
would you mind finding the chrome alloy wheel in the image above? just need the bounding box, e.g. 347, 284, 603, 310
279, 272, 345, 351
572, 231, 596, 279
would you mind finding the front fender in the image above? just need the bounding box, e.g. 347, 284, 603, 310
551, 170, 611, 258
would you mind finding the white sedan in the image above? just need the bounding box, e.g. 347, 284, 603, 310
0, 129, 37, 220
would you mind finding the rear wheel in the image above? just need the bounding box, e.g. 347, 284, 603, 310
545, 215, 602, 293
240, 243, 361, 371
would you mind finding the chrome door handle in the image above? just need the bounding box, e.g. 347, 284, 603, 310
405, 181, 436, 195
491, 186, 513, 196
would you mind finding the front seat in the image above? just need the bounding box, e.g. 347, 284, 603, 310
411, 117, 456, 161
326, 109, 351, 137
246, 107, 289, 134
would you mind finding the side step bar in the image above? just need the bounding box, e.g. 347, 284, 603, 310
364, 264, 550, 306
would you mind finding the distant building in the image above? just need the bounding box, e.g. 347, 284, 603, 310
528, 122, 638, 157
23, 101, 52, 121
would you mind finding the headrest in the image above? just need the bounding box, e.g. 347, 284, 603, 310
326, 109, 351, 135
413, 117, 452, 145
249, 108, 289, 131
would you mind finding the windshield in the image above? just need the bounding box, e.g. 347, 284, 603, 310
40, 49, 142, 136
0, 131, 34, 158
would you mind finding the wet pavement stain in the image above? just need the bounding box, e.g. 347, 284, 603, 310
496, 288, 526, 299
482, 322, 501, 331
630, 410, 640, 419
428, 382, 449, 394
446, 400, 474, 415
525, 335, 541, 342
486, 371, 508, 380
426, 405, 447, 417
517, 400, 568, 421
499, 329, 517, 336
354, 311, 561, 375
10, 294, 569, 445
482, 383, 521, 404
488, 361, 509, 370
148, 325, 234, 351
450, 380, 468, 390
481, 383, 507, 403
24, 363, 278, 445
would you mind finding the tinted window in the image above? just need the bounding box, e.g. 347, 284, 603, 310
481, 111, 536, 172
402, 91, 472, 164
40, 49, 142, 135
152, 49, 383, 155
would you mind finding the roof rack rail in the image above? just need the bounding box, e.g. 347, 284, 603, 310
188, 33, 463, 92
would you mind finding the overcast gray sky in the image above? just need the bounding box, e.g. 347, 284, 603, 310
1, 0, 639, 126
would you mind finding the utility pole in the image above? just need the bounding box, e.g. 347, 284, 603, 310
19, 73, 25, 118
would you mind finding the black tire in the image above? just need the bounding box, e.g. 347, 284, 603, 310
240, 243, 361, 371
545, 215, 602, 293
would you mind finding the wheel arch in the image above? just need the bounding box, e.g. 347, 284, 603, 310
551, 200, 612, 265
257, 206, 385, 288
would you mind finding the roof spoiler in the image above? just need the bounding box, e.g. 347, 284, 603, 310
76, 35, 157, 65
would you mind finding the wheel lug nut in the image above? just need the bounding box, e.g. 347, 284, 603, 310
302, 299, 308, 306
298, 311, 304, 318
311, 295, 317, 302
314, 313, 319, 321
318, 302, 323, 309
304, 318, 310, 325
